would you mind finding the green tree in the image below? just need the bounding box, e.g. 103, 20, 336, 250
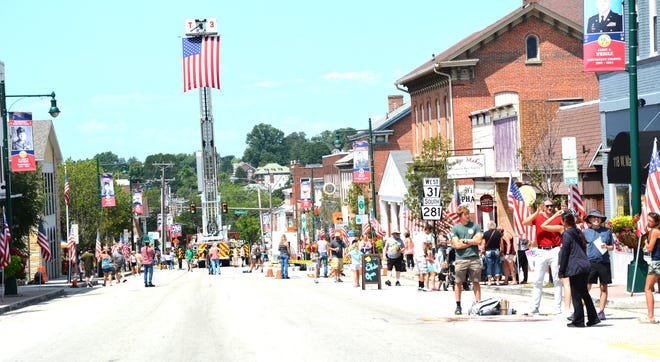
236, 216, 261, 244
243, 123, 285, 166
404, 137, 454, 228
301, 141, 331, 165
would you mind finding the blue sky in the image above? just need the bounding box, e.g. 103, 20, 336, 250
1, 0, 522, 162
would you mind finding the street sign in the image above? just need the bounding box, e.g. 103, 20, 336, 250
422, 178, 441, 220
234, 210, 248, 215
355, 214, 363, 224
357, 195, 365, 215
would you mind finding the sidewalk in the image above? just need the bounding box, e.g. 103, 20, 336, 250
0, 271, 132, 316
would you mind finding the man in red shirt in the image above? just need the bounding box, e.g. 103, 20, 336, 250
523, 199, 563, 314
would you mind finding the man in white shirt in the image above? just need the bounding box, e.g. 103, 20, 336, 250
317, 236, 329, 278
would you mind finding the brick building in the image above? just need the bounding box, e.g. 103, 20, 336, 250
395, 0, 599, 230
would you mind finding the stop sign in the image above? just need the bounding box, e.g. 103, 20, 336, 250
480, 194, 494, 212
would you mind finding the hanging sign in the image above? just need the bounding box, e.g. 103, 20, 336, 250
9, 112, 36, 172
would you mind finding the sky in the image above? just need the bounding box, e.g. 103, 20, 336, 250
1, 0, 523, 163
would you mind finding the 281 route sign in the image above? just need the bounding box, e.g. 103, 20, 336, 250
422, 178, 442, 220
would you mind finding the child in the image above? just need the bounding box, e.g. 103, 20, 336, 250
426, 244, 437, 291
349, 242, 364, 287
310, 249, 320, 284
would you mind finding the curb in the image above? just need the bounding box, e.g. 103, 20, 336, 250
0, 288, 65, 316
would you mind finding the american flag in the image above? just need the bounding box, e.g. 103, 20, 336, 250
0, 212, 10, 268
361, 221, 371, 237
401, 204, 423, 234
64, 174, 70, 206
507, 176, 535, 241
338, 225, 349, 240
568, 184, 586, 218
37, 219, 52, 261
67, 228, 76, 264
319, 228, 326, 241
182, 36, 221, 92
442, 188, 460, 225
638, 138, 660, 233
95, 231, 102, 261
371, 216, 386, 238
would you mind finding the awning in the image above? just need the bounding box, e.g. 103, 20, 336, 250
606, 131, 660, 185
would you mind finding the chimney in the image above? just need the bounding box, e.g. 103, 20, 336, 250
388, 95, 404, 113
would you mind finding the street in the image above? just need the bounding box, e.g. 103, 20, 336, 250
1, 266, 659, 361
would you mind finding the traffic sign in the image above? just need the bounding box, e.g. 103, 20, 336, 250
422, 178, 441, 220
234, 210, 248, 215
357, 195, 365, 215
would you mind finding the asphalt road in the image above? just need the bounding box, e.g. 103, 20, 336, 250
1, 267, 659, 361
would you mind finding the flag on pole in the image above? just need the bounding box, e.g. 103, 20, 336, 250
507, 176, 535, 241
319, 228, 326, 241
371, 215, 386, 238
0, 212, 11, 268
442, 188, 461, 225
338, 225, 348, 241
402, 204, 423, 234
64, 174, 70, 206
37, 219, 52, 261
95, 231, 102, 261
568, 184, 586, 218
638, 138, 660, 233
67, 229, 76, 264
182, 36, 221, 92
361, 221, 371, 238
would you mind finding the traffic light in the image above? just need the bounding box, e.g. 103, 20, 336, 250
190, 203, 196, 214
222, 202, 228, 214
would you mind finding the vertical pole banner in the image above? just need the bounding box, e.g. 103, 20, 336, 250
353, 140, 371, 183
100, 173, 116, 207
583, 0, 625, 72
300, 179, 311, 209
133, 190, 143, 215
9, 112, 36, 172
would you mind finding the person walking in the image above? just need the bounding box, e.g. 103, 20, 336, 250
641, 212, 660, 323
329, 231, 345, 282
517, 236, 530, 284
278, 235, 291, 279
582, 209, 614, 321
80, 248, 96, 288
500, 228, 518, 285
100, 248, 115, 287
185, 247, 194, 271
482, 222, 502, 286
558, 211, 600, 328
383, 230, 405, 287
404, 232, 415, 269
449, 205, 483, 315
349, 241, 363, 287
523, 199, 563, 315
112, 247, 126, 284
318, 235, 329, 278
413, 225, 432, 291
209, 243, 221, 275
141, 241, 155, 287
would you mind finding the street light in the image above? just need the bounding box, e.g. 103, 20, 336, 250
0, 80, 60, 247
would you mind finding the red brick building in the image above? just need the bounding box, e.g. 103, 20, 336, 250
395, 0, 599, 230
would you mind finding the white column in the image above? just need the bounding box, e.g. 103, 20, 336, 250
389, 202, 399, 232
380, 200, 389, 236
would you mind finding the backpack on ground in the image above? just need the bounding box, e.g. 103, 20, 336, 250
469, 297, 501, 316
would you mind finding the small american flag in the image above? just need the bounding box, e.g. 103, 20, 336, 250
67, 229, 76, 264
319, 228, 326, 241
64, 174, 70, 206
638, 138, 660, 233
371, 216, 386, 238
361, 221, 371, 238
442, 188, 461, 225
182, 36, 221, 92
95, 231, 102, 261
338, 225, 348, 241
401, 204, 423, 234
0, 212, 10, 268
37, 219, 52, 261
507, 176, 535, 242
568, 185, 586, 218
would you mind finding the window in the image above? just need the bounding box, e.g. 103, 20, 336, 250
436, 99, 441, 137
525, 35, 540, 62
428, 103, 432, 137
651, 0, 657, 56
421, 104, 425, 141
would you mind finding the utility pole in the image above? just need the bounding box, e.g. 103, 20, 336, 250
153, 162, 174, 252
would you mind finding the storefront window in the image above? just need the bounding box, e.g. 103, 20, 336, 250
615, 185, 630, 216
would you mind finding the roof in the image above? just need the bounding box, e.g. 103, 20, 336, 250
349, 102, 411, 141
32, 119, 63, 163
552, 100, 601, 170
396, 1, 582, 85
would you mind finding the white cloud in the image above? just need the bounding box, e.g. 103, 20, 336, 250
322, 71, 378, 82
255, 81, 283, 88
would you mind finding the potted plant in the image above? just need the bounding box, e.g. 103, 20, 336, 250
608, 215, 639, 251
608, 215, 648, 293
2, 255, 24, 295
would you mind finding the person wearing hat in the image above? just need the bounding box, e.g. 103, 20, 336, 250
329, 231, 345, 282
383, 229, 405, 286
582, 209, 614, 321
12, 126, 32, 151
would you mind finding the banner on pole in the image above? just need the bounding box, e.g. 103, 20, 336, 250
353, 140, 371, 183
101, 173, 116, 207
9, 112, 36, 172
583, 0, 625, 72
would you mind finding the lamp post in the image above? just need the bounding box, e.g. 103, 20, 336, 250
0, 80, 60, 245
